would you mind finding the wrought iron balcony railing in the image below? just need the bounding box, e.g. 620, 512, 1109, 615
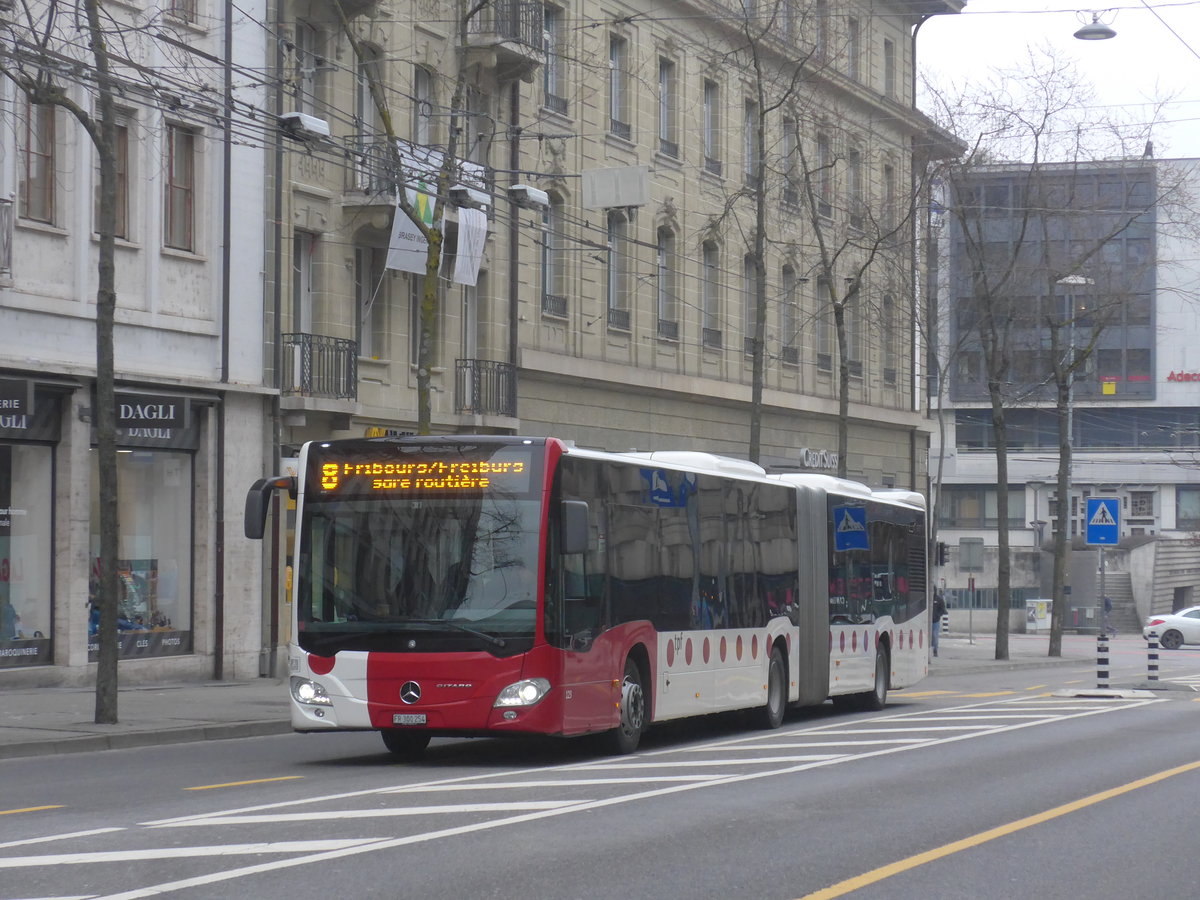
281, 333, 357, 401
467, 0, 543, 50
455, 359, 516, 417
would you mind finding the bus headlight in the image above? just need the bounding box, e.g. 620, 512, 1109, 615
494, 678, 551, 707
291, 676, 333, 706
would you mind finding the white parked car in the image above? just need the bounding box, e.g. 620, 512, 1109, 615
1143, 606, 1200, 650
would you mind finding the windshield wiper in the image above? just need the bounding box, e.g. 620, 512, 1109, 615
403, 619, 507, 648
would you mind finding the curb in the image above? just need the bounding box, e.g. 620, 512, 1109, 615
0, 720, 293, 762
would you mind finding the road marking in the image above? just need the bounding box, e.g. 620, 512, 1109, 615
797, 758, 1200, 899
85, 697, 1160, 899
0, 840, 384, 868
0, 828, 124, 850
162, 801, 589, 826
567, 756, 844, 769
960, 691, 1016, 697
184, 776, 304, 791
0, 805, 63, 816
387, 777, 724, 791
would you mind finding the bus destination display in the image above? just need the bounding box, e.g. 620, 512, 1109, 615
312, 447, 534, 496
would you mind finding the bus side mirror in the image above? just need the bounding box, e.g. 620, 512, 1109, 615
560, 500, 589, 555
244, 475, 295, 540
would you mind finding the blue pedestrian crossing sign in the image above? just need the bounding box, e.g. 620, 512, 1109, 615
833, 505, 870, 552
1085, 497, 1120, 545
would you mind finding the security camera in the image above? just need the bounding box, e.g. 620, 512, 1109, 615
278, 111, 331, 142
507, 184, 550, 211
449, 186, 485, 209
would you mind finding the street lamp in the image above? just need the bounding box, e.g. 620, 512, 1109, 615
1074, 12, 1117, 41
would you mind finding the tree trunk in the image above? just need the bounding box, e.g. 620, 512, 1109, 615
988, 379, 1011, 660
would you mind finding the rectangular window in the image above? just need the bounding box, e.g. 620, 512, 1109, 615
168, 0, 196, 22
815, 0, 828, 59
781, 266, 799, 365
294, 22, 323, 117
19, 99, 55, 224
782, 118, 798, 204
816, 132, 832, 217
543, 6, 567, 114
816, 276, 832, 371
89, 449, 194, 660
413, 67, 433, 144
541, 196, 566, 316
847, 147, 863, 230
657, 228, 677, 336
94, 121, 129, 240
163, 125, 195, 252
743, 256, 759, 356
606, 211, 629, 328
1178, 487, 1200, 530
608, 36, 630, 139
356, 49, 382, 135
0, 443, 54, 666
356, 247, 387, 359
702, 242, 721, 346
703, 80, 721, 175
743, 100, 759, 184
1130, 491, 1154, 519
883, 163, 896, 233
658, 58, 677, 157
883, 38, 896, 98
882, 293, 896, 383
939, 485, 1026, 529
846, 17, 860, 81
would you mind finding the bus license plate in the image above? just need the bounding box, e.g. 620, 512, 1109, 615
393, 713, 426, 725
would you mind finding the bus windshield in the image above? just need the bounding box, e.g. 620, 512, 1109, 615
294, 441, 544, 656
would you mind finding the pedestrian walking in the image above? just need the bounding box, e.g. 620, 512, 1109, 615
932, 589, 948, 657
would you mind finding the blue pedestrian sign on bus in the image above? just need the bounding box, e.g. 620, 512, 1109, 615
833, 505, 870, 552
1085, 497, 1120, 545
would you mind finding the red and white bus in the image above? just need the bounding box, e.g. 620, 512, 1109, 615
245, 435, 929, 757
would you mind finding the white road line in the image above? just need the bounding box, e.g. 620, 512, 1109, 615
385, 776, 724, 791
682, 739, 929, 750
564, 755, 845, 769
807, 725, 991, 733
0, 840, 383, 869
0, 828, 125, 850
86, 698, 1163, 900
157, 801, 588, 827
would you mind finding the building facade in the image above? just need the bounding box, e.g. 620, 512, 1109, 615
932, 158, 1200, 628
0, 1, 271, 683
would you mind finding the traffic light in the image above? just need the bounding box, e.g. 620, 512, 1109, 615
936, 541, 949, 566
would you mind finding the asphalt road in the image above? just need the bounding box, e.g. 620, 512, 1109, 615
3, 651, 1199, 900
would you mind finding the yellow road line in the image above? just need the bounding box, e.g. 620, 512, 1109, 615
960, 691, 1015, 697
896, 690, 958, 698
0, 805, 64, 816
798, 759, 1200, 900
184, 776, 304, 791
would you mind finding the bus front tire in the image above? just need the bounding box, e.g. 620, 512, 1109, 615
753, 645, 787, 729
861, 644, 889, 711
604, 657, 646, 755
381, 729, 431, 760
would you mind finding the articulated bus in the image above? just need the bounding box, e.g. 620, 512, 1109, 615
245, 435, 929, 757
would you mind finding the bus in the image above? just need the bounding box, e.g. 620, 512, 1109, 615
245, 435, 929, 758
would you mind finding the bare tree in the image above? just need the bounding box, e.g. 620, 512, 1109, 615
0, 0, 132, 721
926, 47, 1189, 658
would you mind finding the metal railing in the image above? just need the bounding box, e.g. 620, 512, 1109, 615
657, 318, 679, 340
455, 359, 516, 417
0, 198, 11, 275
344, 136, 401, 196
542, 293, 567, 318
702, 327, 723, 349
281, 333, 357, 400
468, 0, 543, 48
607, 307, 630, 331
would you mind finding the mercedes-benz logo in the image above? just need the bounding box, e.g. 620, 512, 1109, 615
400, 681, 422, 705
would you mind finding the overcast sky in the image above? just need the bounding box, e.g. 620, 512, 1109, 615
917, 1, 1200, 159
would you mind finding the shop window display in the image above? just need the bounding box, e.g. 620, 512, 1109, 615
88, 449, 193, 659
0, 442, 53, 667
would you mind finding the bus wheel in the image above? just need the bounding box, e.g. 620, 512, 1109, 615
861, 645, 889, 711
754, 645, 787, 729
381, 730, 431, 760
605, 657, 646, 755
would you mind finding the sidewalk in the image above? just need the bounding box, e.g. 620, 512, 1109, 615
0, 633, 1157, 762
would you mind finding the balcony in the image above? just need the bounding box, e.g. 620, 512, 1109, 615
702, 328, 723, 349
0, 198, 11, 275
465, 0, 544, 80
542, 293, 567, 318
657, 318, 679, 340
456, 359, 516, 417
281, 333, 357, 401
607, 307, 630, 332
344, 136, 401, 199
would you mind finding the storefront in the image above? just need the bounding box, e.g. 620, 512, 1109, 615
86, 391, 199, 662
0, 378, 59, 669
